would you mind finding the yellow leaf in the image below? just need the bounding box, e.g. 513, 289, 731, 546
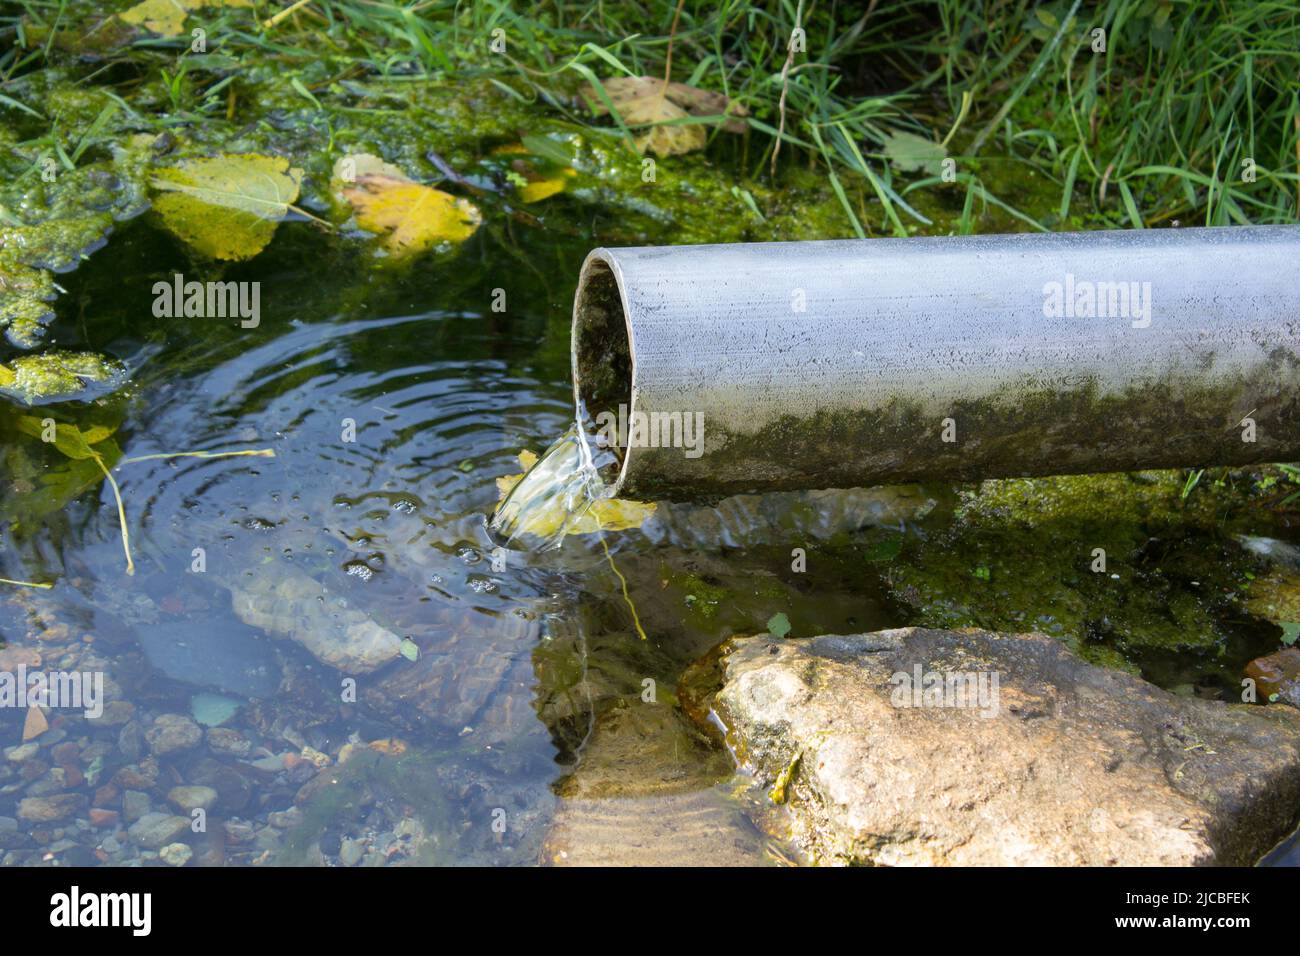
120, 0, 252, 38
342, 176, 481, 257
585, 497, 658, 533
493, 144, 576, 203
519, 174, 574, 203
494, 449, 539, 498
333, 153, 482, 256
79, 425, 116, 445
769, 750, 801, 805
17, 416, 95, 460
151, 153, 303, 260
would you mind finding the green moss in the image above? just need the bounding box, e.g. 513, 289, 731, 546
277, 747, 453, 865
1246, 568, 1300, 625
0, 349, 128, 404
0, 265, 57, 350
884, 469, 1288, 687
665, 566, 733, 622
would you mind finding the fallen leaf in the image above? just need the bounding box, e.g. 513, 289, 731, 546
22, 705, 48, 742
151, 153, 303, 260
766, 612, 792, 639
585, 78, 702, 156
881, 130, 947, 176
333, 154, 481, 257
652, 82, 750, 134
584, 77, 748, 156
16, 416, 117, 462
493, 143, 576, 203
120, 0, 252, 38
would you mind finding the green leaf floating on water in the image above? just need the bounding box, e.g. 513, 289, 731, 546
16, 415, 117, 460
766, 612, 792, 638
150, 153, 304, 260
399, 637, 420, 661
1, 423, 123, 532
1282, 623, 1300, 647
0, 350, 127, 404
881, 130, 947, 176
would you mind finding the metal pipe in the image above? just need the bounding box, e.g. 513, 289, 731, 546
571, 226, 1300, 500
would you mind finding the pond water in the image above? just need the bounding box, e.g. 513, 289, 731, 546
0, 217, 910, 866
2, 214, 1297, 866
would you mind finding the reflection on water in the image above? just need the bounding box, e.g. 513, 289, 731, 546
0, 223, 901, 866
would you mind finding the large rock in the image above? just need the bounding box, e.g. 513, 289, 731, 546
712, 628, 1300, 866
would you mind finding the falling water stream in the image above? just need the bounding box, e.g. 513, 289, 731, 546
490, 414, 618, 550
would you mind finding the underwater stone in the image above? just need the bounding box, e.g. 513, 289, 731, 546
145, 714, 202, 757
1246, 649, 1300, 708
227, 565, 403, 673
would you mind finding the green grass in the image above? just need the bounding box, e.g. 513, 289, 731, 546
1, 0, 1297, 232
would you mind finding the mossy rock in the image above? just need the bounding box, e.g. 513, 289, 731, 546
1246, 569, 1300, 625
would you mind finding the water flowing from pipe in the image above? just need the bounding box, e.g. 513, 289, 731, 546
490, 408, 621, 551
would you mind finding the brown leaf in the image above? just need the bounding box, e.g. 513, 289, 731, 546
583, 77, 749, 155
659, 81, 751, 134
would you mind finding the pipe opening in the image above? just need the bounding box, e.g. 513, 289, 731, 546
572, 254, 632, 437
